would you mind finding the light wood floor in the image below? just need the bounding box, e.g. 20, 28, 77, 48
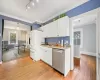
0, 54, 96, 80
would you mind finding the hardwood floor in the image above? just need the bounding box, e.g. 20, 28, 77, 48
0, 54, 96, 80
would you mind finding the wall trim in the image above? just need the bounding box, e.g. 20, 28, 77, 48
74, 56, 80, 58
80, 51, 96, 57
0, 61, 2, 64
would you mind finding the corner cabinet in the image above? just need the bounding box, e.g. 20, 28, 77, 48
42, 16, 69, 37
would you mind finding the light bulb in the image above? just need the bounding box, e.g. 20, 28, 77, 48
36, 0, 39, 3
32, 2, 35, 6
26, 9, 28, 11
27, 6, 30, 9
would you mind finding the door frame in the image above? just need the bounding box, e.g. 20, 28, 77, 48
96, 7, 100, 80
70, 8, 99, 76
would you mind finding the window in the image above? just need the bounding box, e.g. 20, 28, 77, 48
74, 28, 83, 48
9, 31, 18, 44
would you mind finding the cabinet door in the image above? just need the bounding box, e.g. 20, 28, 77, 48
45, 49, 52, 66
48, 21, 58, 37
40, 47, 46, 61
58, 16, 69, 36
40, 47, 52, 65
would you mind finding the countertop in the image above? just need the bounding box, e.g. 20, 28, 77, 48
41, 44, 70, 49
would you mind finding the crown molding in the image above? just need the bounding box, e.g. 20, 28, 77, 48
0, 12, 33, 24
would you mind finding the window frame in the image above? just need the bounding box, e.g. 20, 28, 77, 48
8, 31, 18, 44
74, 28, 83, 48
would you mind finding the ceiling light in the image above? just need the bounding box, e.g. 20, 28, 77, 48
27, 6, 30, 9
36, 0, 39, 3
32, 2, 35, 6
27, 5, 31, 9
74, 18, 81, 22
26, 9, 28, 11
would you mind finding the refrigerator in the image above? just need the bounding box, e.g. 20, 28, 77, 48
30, 30, 43, 61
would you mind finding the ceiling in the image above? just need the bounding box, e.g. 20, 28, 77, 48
4, 20, 30, 31
0, 0, 88, 23
73, 14, 96, 27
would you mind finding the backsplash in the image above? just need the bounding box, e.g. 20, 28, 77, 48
45, 36, 70, 45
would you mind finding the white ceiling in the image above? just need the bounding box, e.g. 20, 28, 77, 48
73, 14, 96, 27
0, 0, 88, 23
4, 20, 30, 31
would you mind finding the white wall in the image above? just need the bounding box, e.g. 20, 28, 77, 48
3, 28, 27, 41
74, 23, 96, 57
3, 20, 31, 47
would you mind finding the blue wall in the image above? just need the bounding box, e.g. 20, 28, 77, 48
66, 0, 100, 18
45, 36, 70, 45
32, 23, 41, 30
0, 17, 2, 62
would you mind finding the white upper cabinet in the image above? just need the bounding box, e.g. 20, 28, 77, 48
41, 16, 69, 37
58, 16, 69, 36
42, 24, 49, 37
47, 20, 58, 37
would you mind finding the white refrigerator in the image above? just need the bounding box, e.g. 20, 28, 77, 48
30, 30, 43, 61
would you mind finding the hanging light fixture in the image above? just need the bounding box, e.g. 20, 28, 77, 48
26, 0, 39, 11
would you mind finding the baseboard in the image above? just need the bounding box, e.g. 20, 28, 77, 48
0, 61, 2, 64
80, 51, 96, 57
74, 56, 80, 58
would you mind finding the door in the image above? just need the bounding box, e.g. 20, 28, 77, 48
42, 25, 48, 37
48, 21, 58, 37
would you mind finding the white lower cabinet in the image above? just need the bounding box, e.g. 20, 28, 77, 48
41, 47, 52, 66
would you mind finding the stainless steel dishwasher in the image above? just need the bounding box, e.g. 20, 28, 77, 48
52, 49, 65, 74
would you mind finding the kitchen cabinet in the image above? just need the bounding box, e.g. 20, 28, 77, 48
47, 20, 58, 37
41, 25, 48, 37
41, 46, 70, 77
58, 16, 69, 36
41, 16, 69, 37
41, 46, 52, 66
42, 21, 58, 37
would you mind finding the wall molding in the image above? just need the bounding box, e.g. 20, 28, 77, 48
80, 51, 96, 57
74, 56, 80, 58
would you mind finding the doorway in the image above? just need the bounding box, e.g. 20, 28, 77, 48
2, 20, 30, 62
72, 14, 97, 80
